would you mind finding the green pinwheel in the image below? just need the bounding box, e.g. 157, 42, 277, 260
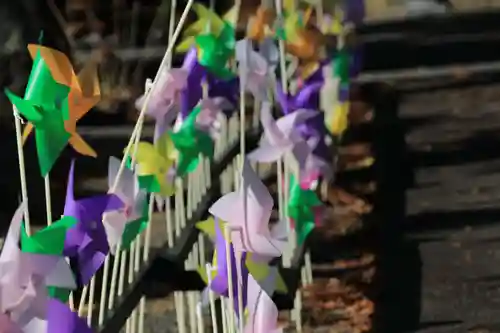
5, 47, 71, 176
195, 21, 236, 79
20, 216, 77, 255
287, 175, 323, 245
169, 106, 215, 177
121, 196, 150, 249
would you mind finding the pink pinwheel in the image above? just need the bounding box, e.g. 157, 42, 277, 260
235, 38, 278, 101
244, 272, 283, 333
135, 68, 189, 140
248, 102, 317, 170
103, 156, 147, 253
0, 204, 76, 331
209, 158, 287, 258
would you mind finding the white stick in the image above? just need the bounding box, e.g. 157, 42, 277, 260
44, 175, 52, 225
206, 264, 219, 333
12, 107, 30, 233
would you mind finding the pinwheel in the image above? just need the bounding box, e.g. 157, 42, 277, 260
195, 22, 236, 79
197, 218, 248, 314
63, 160, 124, 284
128, 131, 177, 197
170, 106, 215, 177
244, 272, 283, 333
196, 218, 288, 294
248, 102, 316, 172
103, 157, 148, 253
194, 97, 233, 135
247, 6, 276, 42
0, 204, 77, 330
21, 44, 100, 158
135, 67, 188, 140
235, 38, 278, 101
5, 45, 71, 176
287, 174, 323, 245
209, 159, 288, 257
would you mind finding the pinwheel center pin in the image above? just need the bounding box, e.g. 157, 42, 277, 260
124, 205, 132, 218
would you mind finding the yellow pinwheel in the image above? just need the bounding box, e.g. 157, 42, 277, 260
125, 132, 176, 197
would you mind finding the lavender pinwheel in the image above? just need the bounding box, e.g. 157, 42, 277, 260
235, 38, 278, 101
202, 219, 248, 315
195, 97, 233, 135
248, 102, 316, 171
209, 159, 287, 258
63, 160, 124, 284
136, 68, 188, 140
244, 271, 283, 333
103, 156, 147, 253
0, 204, 76, 332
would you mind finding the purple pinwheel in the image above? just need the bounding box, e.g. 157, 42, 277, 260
235, 38, 278, 101
206, 76, 239, 117
45, 298, 93, 333
135, 68, 188, 141
203, 219, 248, 315
180, 48, 207, 119
103, 157, 147, 253
209, 159, 288, 258
248, 102, 316, 171
63, 160, 124, 284
0, 204, 77, 332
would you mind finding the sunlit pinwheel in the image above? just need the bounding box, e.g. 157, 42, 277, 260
209, 159, 287, 258
136, 68, 188, 140
248, 101, 317, 172
103, 156, 148, 253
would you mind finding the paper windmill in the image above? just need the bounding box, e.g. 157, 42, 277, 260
195, 22, 236, 79
248, 102, 316, 171
135, 68, 188, 140
103, 156, 148, 253
287, 174, 323, 245
194, 97, 233, 135
5, 45, 71, 176
247, 6, 276, 42
244, 272, 283, 333
198, 219, 248, 315
235, 38, 278, 101
209, 159, 287, 257
0, 204, 77, 331
127, 131, 177, 197
21, 44, 100, 158
63, 160, 124, 284
170, 106, 215, 177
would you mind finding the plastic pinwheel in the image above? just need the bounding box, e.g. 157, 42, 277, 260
20, 45, 100, 158
103, 156, 148, 253
194, 97, 233, 135
248, 102, 316, 173
287, 174, 323, 245
209, 158, 288, 258
0, 204, 77, 331
127, 131, 177, 198
235, 38, 278, 101
5, 44, 71, 177
170, 105, 215, 177
135, 67, 188, 141
62, 160, 124, 284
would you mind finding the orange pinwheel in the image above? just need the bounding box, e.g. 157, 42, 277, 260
246, 6, 275, 42
22, 44, 100, 157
